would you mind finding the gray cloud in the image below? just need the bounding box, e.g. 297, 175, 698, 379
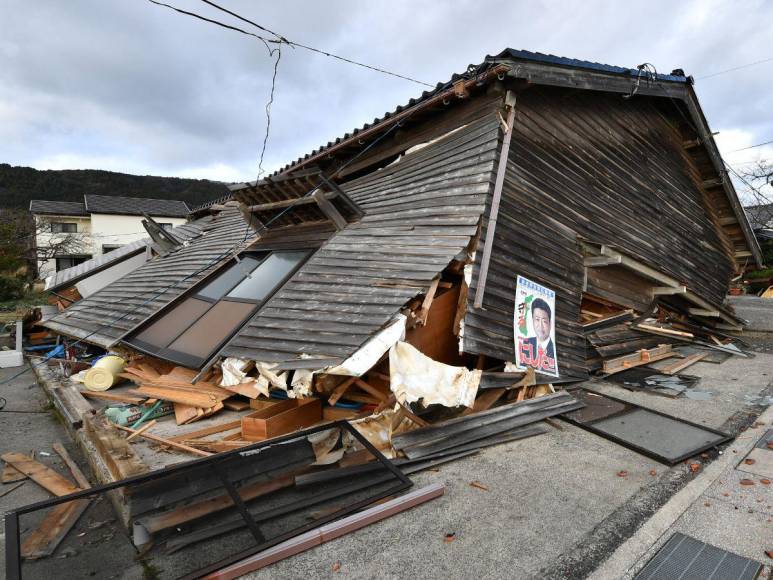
1, 0, 772, 190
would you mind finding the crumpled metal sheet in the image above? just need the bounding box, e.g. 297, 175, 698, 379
390, 341, 481, 409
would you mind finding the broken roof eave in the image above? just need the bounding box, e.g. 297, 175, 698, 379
228, 52, 759, 267
681, 84, 763, 268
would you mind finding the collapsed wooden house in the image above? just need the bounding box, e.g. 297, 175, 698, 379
15, 48, 763, 576
44, 49, 759, 385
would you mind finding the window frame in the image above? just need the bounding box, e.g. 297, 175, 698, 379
124, 249, 312, 368
55, 255, 91, 271
50, 222, 78, 234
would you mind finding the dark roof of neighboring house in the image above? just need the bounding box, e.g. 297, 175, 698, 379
29, 200, 88, 216
30, 195, 191, 218
84, 194, 190, 217
745, 203, 773, 231
43, 205, 256, 347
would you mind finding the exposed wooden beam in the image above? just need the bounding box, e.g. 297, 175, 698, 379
246, 193, 336, 213
474, 91, 517, 309
682, 138, 702, 149
652, 285, 687, 295
701, 178, 723, 188
688, 308, 720, 317
312, 189, 348, 230
583, 256, 622, 267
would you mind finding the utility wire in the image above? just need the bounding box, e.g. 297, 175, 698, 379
696, 56, 773, 80
0, 61, 448, 387
726, 139, 773, 154
148, 0, 433, 87
257, 47, 281, 181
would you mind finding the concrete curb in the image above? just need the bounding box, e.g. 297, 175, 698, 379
589, 404, 773, 580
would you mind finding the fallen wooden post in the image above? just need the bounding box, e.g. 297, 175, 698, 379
602, 345, 674, 375
126, 419, 157, 441
112, 424, 212, 457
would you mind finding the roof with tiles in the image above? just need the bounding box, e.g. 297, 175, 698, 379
84, 194, 190, 217
42, 205, 256, 347
29, 200, 88, 216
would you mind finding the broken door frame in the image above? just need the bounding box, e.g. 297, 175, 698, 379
4, 421, 412, 580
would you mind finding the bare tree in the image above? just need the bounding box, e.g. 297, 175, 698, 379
735, 161, 773, 231
0, 209, 90, 279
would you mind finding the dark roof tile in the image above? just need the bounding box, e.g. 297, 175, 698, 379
29, 200, 88, 216
84, 194, 190, 217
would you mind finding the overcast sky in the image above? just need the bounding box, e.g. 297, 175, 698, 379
1, 0, 772, 202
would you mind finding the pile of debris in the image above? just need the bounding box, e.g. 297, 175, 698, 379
582, 300, 747, 396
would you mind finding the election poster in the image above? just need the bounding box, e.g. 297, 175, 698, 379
514, 275, 558, 377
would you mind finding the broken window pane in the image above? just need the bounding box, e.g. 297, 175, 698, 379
226, 251, 307, 301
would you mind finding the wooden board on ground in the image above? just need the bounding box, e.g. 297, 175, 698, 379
21, 443, 92, 560
659, 352, 709, 375
2, 462, 27, 483
0, 453, 81, 497
79, 390, 147, 405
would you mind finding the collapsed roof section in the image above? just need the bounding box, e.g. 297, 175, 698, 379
220, 112, 499, 369
43, 205, 257, 348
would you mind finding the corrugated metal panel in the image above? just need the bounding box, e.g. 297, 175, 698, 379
42, 206, 255, 348
221, 112, 500, 368
464, 87, 736, 380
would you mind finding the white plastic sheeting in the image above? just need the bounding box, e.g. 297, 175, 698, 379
389, 341, 481, 409
324, 314, 407, 376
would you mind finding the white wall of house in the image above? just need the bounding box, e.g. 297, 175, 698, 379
89, 213, 186, 255
33, 212, 187, 279
34, 215, 93, 279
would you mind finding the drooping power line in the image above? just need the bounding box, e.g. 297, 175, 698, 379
148, 0, 433, 87
696, 56, 773, 80
727, 139, 773, 154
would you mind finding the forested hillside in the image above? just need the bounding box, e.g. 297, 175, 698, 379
0, 164, 231, 209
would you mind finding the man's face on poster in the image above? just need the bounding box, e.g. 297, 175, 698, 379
532, 306, 551, 343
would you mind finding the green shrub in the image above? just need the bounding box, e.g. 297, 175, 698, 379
0, 275, 25, 301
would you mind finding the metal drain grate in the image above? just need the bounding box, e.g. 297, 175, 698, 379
634, 533, 762, 580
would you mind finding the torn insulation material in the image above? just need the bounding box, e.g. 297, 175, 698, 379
390, 341, 481, 409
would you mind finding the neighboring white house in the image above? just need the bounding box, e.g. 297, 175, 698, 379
30, 194, 190, 279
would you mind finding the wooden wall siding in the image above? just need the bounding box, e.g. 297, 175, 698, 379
221, 110, 501, 369
464, 87, 736, 379
43, 207, 255, 348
